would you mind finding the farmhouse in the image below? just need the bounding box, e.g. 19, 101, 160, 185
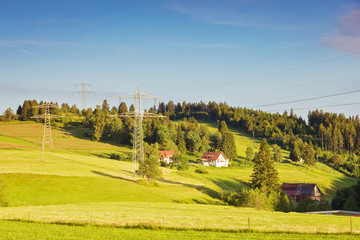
280, 183, 323, 202
159, 150, 176, 164
199, 151, 229, 167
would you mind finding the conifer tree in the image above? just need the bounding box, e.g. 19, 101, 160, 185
272, 144, 283, 162
251, 140, 279, 194
176, 126, 187, 153
220, 132, 237, 160
118, 102, 128, 114
218, 121, 228, 135
21, 100, 32, 121
290, 141, 301, 162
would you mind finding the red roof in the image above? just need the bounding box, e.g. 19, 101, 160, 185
200, 152, 227, 161
160, 151, 175, 158
280, 183, 323, 197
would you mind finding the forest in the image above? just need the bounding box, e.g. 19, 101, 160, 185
2, 99, 360, 178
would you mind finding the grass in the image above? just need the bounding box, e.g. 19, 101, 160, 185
0, 202, 360, 233
1, 221, 359, 240
0, 120, 359, 237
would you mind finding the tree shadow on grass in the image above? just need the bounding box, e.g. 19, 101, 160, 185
92, 170, 134, 182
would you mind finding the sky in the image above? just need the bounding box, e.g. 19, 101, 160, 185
0, 0, 360, 119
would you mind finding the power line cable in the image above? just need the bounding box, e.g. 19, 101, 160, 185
252, 89, 360, 108
268, 101, 360, 113
185, 51, 360, 92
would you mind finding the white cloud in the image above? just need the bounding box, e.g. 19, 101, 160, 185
321, 9, 360, 53
19, 49, 31, 55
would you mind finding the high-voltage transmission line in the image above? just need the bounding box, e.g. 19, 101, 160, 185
73, 82, 95, 110
31, 103, 62, 161
113, 85, 164, 176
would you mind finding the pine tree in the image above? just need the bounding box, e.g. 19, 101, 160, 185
21, 100, 32, 121
176, 126, 187, 153
218, 121, 228, 135
251, 140, 279, 194
118, 102, 128, 114
220, 132, 237, 160
290, 141, 301, 162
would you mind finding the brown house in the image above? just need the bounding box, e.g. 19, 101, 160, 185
280, 183, 323, 202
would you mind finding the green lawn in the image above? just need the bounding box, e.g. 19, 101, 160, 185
0, 202, 359, 233
1, 221, 358, 240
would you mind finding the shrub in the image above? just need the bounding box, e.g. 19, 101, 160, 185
195, 167, 208, 174
329, 154, 344, 166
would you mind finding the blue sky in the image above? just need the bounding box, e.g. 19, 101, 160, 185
1, 0, 360, 118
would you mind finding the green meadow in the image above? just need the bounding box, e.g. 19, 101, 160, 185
0, 120, 359, 238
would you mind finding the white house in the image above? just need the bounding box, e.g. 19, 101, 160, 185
159, 151, 176, 164
199, 152, 229, 167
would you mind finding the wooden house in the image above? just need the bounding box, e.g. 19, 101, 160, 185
280, 183, 323, 202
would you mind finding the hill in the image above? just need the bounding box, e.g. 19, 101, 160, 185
0, 120, 359, 235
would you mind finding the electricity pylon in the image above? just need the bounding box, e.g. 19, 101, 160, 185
31, 103, 62, 161
73, 82, 95, 110
113, 85, 164, 176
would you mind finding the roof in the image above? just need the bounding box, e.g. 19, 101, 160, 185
160, 151, 175, 158
200, 152, 228, 161
280, 183, 323, 197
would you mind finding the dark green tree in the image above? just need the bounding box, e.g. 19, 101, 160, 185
118, 102, 128, 114
176, 126, 187, 153
218, 121, 228, 135
290, 141, 301, 162
251, 140, 279, 194
220, 132, 237, 160
21, 100, 32, 121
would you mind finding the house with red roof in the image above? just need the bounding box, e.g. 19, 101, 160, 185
159, 151, 176, 164
199, 151, 229, 167
280, 183, 323, 202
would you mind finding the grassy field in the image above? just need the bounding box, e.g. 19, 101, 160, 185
0, 120, 359, 238
0, 202, 360, 233
1, 221, 359, 240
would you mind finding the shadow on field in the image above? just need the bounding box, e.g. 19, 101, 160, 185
211, 178, 249, 193
157, 178, 219, 199
92, 170, 134, 182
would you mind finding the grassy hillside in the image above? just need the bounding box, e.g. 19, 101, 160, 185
0, 202, 360, 233
0, 120, 359, 236
1, 221, 359, 240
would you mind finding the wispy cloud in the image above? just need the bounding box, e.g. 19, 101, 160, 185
168, 1, 287, 30
182, 43, 236, 48
0, 40, 71, 48
321, 9, 360, 53
19, 49, 31, 55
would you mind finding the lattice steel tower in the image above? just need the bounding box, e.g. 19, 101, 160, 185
31, 103, 62, 161
113, 85, 164, 176
73, 82, 95, 110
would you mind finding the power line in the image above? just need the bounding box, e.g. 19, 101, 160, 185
252, 89, 360, 108
186, 51, 360, 92
268, 101, 360, 113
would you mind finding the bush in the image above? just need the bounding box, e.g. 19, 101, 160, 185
195, 167, 208, 174
109, 152, 130, 161
329, 154, 344, 166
